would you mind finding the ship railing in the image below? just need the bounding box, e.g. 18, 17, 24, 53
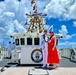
0, 47, 8, 60
61, 48, 76, 62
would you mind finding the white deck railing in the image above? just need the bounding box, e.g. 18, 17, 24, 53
60, 48, 76, 62
0, 47, 8, 61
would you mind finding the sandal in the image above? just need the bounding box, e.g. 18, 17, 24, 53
52, 65, 58, 69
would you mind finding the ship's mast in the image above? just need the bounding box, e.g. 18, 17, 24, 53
25, 0, 47, 33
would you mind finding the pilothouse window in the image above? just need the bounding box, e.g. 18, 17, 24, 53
27, 38, 32, 45
15, 39, 19, 45
34, 38, 39, 45
20, 38, 25, 45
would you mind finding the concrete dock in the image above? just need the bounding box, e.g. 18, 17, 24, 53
0, 67, 76, 75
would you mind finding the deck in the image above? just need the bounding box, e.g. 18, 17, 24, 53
0, 67, 76, 75
0, 58, 76, 75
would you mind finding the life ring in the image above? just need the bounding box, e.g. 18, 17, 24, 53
31, 49, 43, 63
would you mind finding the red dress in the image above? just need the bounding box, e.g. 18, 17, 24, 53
48, 37, 60, 64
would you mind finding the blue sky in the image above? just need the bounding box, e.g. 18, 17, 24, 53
0, 0, 76, 48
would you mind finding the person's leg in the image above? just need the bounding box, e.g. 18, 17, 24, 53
42, 50, 46, 67
45, 50, 48, 65
46, 49, 50, 67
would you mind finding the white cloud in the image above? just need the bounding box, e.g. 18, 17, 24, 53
0, 38, 3, 43
67, 34, 76, 39
6, 21, 15, 35
3, 12, 15, 17
0, 2, 6, 14
59, 25, 76, 40
58, 25, 76, 48
65, 35, 72, 39
5, 0, 19, 12
73, 21, 76, 27
35, 0, 50, 13
44, 25, 50, 30
59, 25, 68, 36
0, 27, 5, 33
44, 0, 76, 20
0, 0, 30, 36
0, 0, 51, 37
13, 20, 27, 33
59, 41, 76, 46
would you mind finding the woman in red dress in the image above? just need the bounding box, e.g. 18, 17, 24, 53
48, 31, 60, 68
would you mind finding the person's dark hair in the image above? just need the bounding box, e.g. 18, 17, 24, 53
50, 31, 54, 36
44, 30, 47, 32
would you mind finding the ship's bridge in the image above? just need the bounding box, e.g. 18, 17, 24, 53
11, 33, 42, 47
11, 32, 63, 47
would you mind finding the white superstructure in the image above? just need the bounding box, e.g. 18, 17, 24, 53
11, 30, 63, 64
